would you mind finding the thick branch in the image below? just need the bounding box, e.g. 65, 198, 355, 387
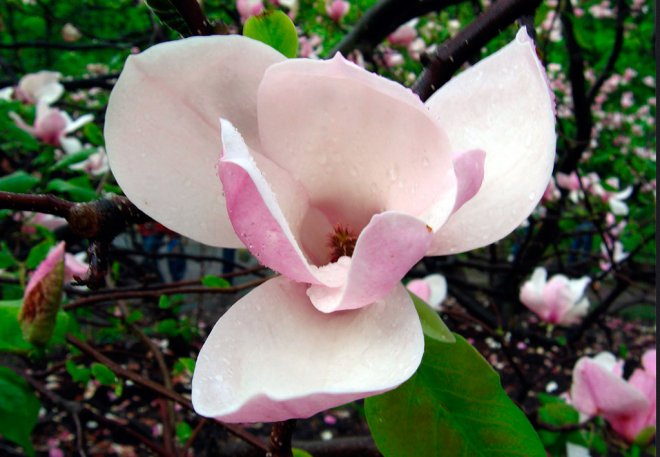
171, 0, 214, 36
0, 191, 150, 241
330, 0, 464, 57
412, 0, 542, 100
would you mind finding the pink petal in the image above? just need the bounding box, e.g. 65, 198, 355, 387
519, 267, 548, 318
407, 279, 431, 302
307, 212, 433, 312
105, 36, 285, 247
426, 28, 556, 255
449, 149, 485, 213
191, 278, 423, 423
642, 349, 656, 376
571, 356, 648, 418
608, 367, 656, 442
257, 53, 456, 233
25, 242, 66, 297
219, 119, 321, 284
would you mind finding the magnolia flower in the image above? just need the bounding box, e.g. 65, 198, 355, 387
326, 0, 350, 22
406, 274, 447, 310
104, 28, 555, 422
600, 240, 628, 271
19, 242, 65, 346
608, 349, 656, 442
64, 252, 89, 283
12, 71, 64, 105
19, 212, 68, 234
519, 267, 590, 326
236, 0, 263, 22
10, 103, 93, 153
569, 351, 656, 442
69, 148, 110, 176
387, 19, 418, 47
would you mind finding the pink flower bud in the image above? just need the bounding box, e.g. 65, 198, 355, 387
326, 0, 349, 22
236, 0, 264, 22
19, 242, 65, 346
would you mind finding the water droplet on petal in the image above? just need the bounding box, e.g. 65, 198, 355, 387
387, 166, 398, 182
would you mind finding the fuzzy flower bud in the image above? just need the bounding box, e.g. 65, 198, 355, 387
18, 242, 65, 346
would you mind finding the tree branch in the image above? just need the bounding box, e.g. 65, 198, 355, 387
412, 0, 542, 101
330, 0, 464, 57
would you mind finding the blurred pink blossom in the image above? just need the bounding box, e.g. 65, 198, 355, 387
236, 0, 264, 22
10, 103, 93, 153
406, 274, 447, 311
326, 0, 350, 22
519, 267, 590, 326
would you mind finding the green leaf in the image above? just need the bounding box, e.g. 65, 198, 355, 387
633, 425, 656, 446
365, 334, 545, 457
176, 421, 192, 443
0, 242, 18, 269
537, 402, 580, 447
83, 123, 104, 146
292, 449, 314, 457
126, 310, 144, 324
0, 299, 75, 354
0, 367, 40, 456
50, 147, 96, 171
173, 357, 196, 375
158, 295, 172, 309
243, 10, 299, 58
26, 239, 55, 269
201, 275, 231, 288
46, 177, 98, 202
144, 0, 192, 36
410, 292, 455, 343
91, 362, 118, 386
156, 318, 179, 336
0, 171, 39, 193
65, 360, 91, 384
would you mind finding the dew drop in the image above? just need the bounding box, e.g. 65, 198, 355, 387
528, 192, 536, 201
370, 182, 378, 194
387, 166, 398, 182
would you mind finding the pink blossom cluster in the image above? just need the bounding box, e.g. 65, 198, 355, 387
569, 350, 656, 443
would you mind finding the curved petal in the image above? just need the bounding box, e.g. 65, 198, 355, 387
571, 357, 648, 418
425, 273, 448, 309
406, 279, 431, 302
519, 267, 548, 317
105, 35, 286, 247
257, 53, 456, 232
426, 28, 556, 255
448, 149, 485, 214
191, 278, 424, 423
307, 212, 433, 312
219, 119, 322, 284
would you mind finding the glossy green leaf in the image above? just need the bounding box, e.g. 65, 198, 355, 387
292, 449, 314, 457
0, 300, 76, 353
243, 10, 298, 58
201, 275, 230, 288
46, 177, 97, 202
26, 239, 55, 269
65, 360, 91, 384
83, 123, 104, 146
91, 362, 118, 386
50, 147, 96, 171
0, 366, 40, 457
0, 171, 39, 193
410, 292, 455, 343
365, 334, 545, 457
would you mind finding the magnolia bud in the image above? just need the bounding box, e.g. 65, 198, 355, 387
19, 242, 65, 346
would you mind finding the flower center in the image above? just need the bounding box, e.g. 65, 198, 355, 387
328, 224, 357, 262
